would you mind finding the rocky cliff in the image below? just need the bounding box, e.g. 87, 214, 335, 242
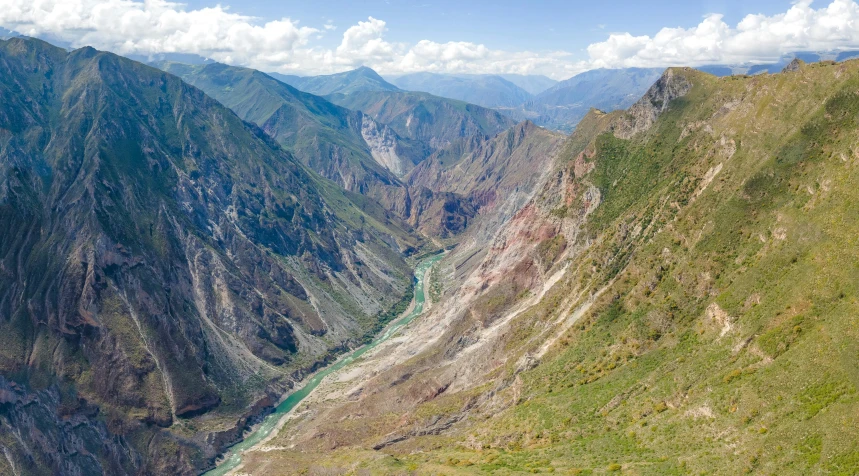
0, 38, 420, 474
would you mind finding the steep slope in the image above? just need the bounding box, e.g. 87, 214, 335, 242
266, 67, 516, 165
401, 121, 564, 239
329, 90, 516, 154
388, 73, 533, 108
271, 66, 401, 96
0, 37, 422, 475
155, 61, 419, 213
399, 121, 563, 240
150, 62, 529, 240
407, 121, 564, 212
239, 60, 859, 474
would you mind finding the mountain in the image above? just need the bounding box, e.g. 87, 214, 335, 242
236, 60, 859, 474
0, 37, 425, 475
498, 73, 557, 95
155, 61, 421, 214
695, 51, 859, 77
270, 66, 401, 96
267, 67, 516, 155
407, 121, 563, 212
153, 61, 540, 240
329, 90, 517, 153
387, 73, 533, 108
836, 50, 859, 62
496, 67, 665, 132
537, 67, 665, 107
404, 121, 565, 238
383, 70, 658, 133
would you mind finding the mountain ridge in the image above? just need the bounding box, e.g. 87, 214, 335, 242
0, 37, 422, 474
235, 59, 859, 474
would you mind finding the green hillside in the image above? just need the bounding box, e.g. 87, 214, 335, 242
236, 60, 859, 475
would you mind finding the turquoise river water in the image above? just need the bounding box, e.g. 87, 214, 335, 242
203, 254, 443, 476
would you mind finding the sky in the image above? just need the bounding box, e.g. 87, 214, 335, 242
1, 0, 859, 79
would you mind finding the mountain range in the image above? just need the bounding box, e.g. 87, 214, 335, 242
233, 57, 859, 475
279, 66, 663, 133
270, 66, 401, 97
3, 32, 859, 476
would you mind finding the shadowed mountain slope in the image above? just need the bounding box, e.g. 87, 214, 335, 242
155, 61, 423, 217
0, 37, 422, 475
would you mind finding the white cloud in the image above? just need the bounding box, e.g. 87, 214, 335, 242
0, 0, 318, 68
1, 0, 859, 79
587, 0, 859, 68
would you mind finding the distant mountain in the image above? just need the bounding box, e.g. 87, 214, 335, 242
271, 67, 515, 153
131, 52, 215, 65
498, 74, 557, 95
0, 37, 421, 474
536, 67, 665, 107
496, 67, 664, 132
694, 51, 859, 77
836, 50, 859, 62
387, 73, 533, 108
270, 66, 401, 96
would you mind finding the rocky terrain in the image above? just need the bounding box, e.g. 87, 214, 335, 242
154, 62, 420, 222
0, 37, 423, 475
234, 59, 859, 474
155, 62, 551, 241
5, 31, 859, 476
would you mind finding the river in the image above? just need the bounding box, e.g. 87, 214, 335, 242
202, 254, 443, 476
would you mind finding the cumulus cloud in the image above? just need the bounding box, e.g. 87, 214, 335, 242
588, 0, 859, 68
1, 0, 859, 79
0, 0, 318, 68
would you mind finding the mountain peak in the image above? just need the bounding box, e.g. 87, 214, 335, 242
782, 58, 805, 73
270, 65, 400, 96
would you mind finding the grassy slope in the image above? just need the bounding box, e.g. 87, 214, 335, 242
414, 61, 859, 474
244, 61, 859, 474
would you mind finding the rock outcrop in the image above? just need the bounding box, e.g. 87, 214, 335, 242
612, 67, 693, 139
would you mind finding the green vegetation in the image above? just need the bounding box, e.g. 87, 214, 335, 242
240, 61, 859, 475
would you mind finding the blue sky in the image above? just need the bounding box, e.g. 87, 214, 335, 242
2, 0, 858, 79
177, 0, 792, 52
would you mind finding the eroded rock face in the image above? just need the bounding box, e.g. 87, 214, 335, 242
782, 58, 804, 73
0, 38, 414, 473
360, 115, 409, 176
613, 68, 693, 139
